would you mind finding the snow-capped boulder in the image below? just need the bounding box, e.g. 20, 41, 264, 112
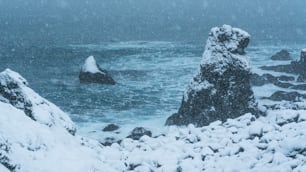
166, 25, 260, 127
127, 127, 152, 140
271, 49, 291, 61
0, 101, 109, 172
0, 69, 76, 135
79, 56, 116, 85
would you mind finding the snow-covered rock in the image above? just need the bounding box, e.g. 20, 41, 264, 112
79, 56, 116, 85
0, 69, 76, 135
127, 127, 152, 140
0, 101, 112, 172
1, 71, 306, 171
166, 25, 260, 127
96, 110, 306, 171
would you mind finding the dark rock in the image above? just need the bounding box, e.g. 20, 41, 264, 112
166, 25, 260, 127
102, 124, 119, 132
271, 50, 291, 61
260, 48, 306, 78
264, 91, 306, 102
250, 73, 271, 86
127, 127, 152, 140
250, 73, 294, 87
291, 84, 306, 90
264, 103, 306, 110
297, 75, 306, 82
79, 56, 116, 85
273, 81, 294, 88
278, 75, 295, 82
100, 137, 119, 146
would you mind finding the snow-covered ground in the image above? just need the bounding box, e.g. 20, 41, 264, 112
1, 69, 306, 171
1, 96, 306, 171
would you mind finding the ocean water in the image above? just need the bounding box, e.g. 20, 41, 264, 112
1, 41, 306, 140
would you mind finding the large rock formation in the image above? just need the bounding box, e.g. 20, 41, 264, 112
0, 69, 76, 135
261, 48, 306, 79
79, 56, 116, 85
166, 25, 260, 127
0, 69, 107, 172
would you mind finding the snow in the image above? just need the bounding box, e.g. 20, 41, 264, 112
0, 69, 76, 135
1, 63, 306, 171
0, 164, 10, 172
1, 96, 306, 171
201, 24, 251, 73
81, 56, 105, 74
184, 76, 214, 102
0, 102, 112, 172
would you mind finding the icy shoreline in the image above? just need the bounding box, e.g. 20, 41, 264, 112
1, 90, 306, 171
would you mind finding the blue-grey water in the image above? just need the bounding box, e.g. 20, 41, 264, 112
1, 41, 305, 138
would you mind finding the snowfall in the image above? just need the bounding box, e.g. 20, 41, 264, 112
1, 67, 306, 172
1, 25, 306, 171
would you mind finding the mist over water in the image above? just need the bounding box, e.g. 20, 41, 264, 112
0, 0, 306, 45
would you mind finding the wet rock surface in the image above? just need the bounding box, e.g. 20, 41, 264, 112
166, 25, 260, 127
264, 91, 306, 102
102, 124, 120, 132
250, 73, 295, 87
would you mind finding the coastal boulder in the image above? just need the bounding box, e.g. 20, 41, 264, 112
166, 25, 260, 127
79, 56, 116, 85
0, 69, 76, 135
102, 124, 119, 132
127, 127, 152, 140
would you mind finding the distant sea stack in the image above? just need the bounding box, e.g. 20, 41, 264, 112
271, 49, 291, 61
166, 25, 260, 127
79, 56, 116, 85
261, 48, 306, 81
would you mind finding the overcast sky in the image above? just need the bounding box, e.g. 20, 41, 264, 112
0, 0, 305, 45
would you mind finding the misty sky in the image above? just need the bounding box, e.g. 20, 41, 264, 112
0, 0, 305, 45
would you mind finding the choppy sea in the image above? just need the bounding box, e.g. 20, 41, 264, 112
1, 41, 305, 140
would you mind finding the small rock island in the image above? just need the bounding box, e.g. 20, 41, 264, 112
79, 56, 116, 85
